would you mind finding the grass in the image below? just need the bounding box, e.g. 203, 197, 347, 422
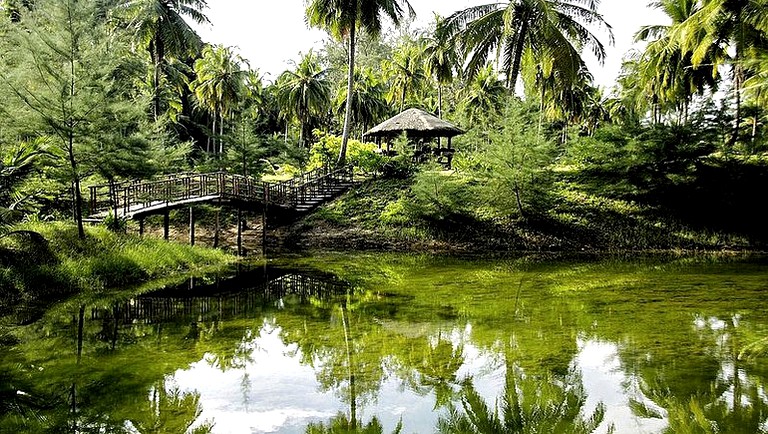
286, 175, 762, 253
0, 221, 235, 308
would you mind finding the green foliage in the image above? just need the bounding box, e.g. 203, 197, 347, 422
309, 132, 387, 174
103, 213, 128, 233
0, 222, 233, 301
409, 166, 478, 222
477, 103, 557, 217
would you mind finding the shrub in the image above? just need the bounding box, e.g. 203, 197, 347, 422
309, 131, 387, 174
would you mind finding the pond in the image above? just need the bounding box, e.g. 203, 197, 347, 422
2, 253, 768, 433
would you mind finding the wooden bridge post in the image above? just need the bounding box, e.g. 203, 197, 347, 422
236, 208, 243, 257
262, 187, 269, 257
139, 217, 145, 237
189, 206, 195, 246
163, 210, 170, 241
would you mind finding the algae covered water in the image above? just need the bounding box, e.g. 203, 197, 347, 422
2, 254, 768, 433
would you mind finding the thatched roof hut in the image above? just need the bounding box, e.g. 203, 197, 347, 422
364, 108, 464, 139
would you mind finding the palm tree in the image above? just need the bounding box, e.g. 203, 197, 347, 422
191, 45, 249, 154
461, 65, 506, 125
443, 0, 612, 91
305, 0, 415, 165
634, 0, 721, 125
119, 0, 209, 120
334, 67, 389, 138
672, 0, 768, 144
423, 15, 459, 118
383, 40, 430, 112
437, 364, 606, 434
277, 51, 332, 148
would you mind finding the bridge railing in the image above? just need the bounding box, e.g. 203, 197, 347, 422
87, 164, 353, 217
266, 164, 353, 207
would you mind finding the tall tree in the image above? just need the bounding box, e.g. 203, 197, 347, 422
305, 0, 415, 165
120, 0, 209, 121
461, 65, 506, 125
277, 51, 331, 148
424, 14, 459, 118
191, 44, 248, 154
673, 0, 768, 144
634, 0, 721, 125
382, 39, 429, 112
334, 67, 389, 137
0, 0, 144, 238
443, 0, 612, 91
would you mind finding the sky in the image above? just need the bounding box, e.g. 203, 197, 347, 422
192, 0, 669, 89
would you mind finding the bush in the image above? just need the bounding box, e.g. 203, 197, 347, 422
409, 165, 478, 221
309, 131, 387, 174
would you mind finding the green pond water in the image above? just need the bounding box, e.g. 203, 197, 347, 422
2, 253, 768, 433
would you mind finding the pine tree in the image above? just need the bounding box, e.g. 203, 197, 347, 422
0, 0, 151, 237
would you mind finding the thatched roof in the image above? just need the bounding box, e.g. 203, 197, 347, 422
364, 108, 465, 138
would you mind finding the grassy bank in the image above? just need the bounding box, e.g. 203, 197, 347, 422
280, 176, 760, 253
0, 222, 235, 309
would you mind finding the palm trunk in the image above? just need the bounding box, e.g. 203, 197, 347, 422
299, 120, 305, 148
731, 63, 742, 146
400, 85, 406, 113
212, 116, 217, 154
219, 113, 224, 155
337, 21, 356, 166
151, 36, 165, 122
508, 17, 528, 91
437, 84, 443, 118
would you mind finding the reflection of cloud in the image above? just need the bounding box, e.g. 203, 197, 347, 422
216, 408, 336, 434
576, 337, 667, 434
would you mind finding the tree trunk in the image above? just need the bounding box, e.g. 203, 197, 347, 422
337, 21, 356, 166
508, 17, 528, 91
219, 113, 224, 155
69, 137, 85, 239
299, 119, 305, 148
212, 115, 217, 155
400, 84, 406, 113
731, 63, 743, 147
151, 36, 165, 122
437, 84, 443, 118
513, 179, 524, 217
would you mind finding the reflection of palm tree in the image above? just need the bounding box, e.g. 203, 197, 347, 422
410, 335, 464, 409
634, 314, 768, 434
306, 412, 402, 434
128, 380, 214, 434
438, 364, 606, 434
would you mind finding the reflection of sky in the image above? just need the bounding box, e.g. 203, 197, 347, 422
577, 338, 667, 434
174, 323, 672, 433
173, 323, 444, 434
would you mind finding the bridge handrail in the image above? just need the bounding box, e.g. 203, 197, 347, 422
88, 164, 354, 217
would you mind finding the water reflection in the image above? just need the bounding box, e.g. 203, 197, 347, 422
2, 255, 768, 433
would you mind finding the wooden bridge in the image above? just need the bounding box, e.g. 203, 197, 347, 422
87, 164, 354, 220
85, 165, 354, 252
